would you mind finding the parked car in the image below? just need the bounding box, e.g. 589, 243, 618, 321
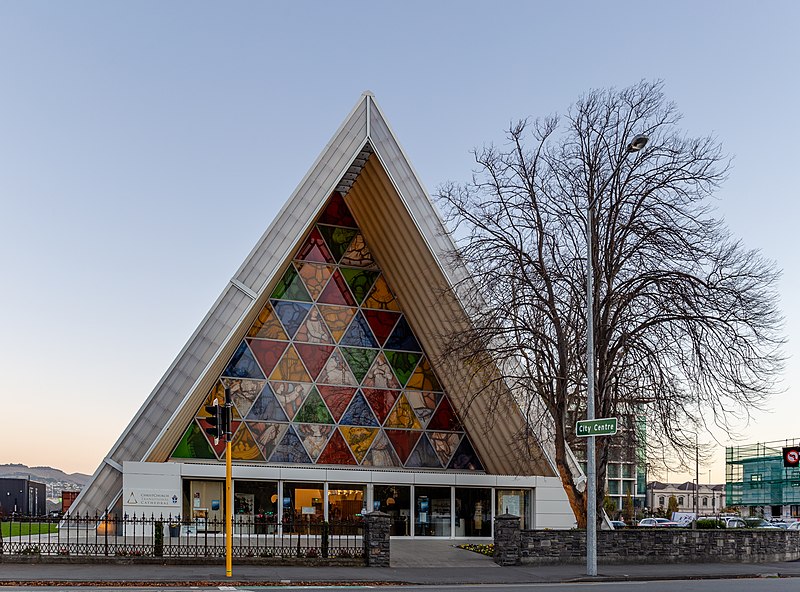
745, 518, 781, 529
787, 521, 800, 531
610, 520, 627, 529
722, 517, 746, 528
638, 517, 680, 527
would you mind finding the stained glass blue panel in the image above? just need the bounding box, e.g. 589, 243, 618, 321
339, 311, 378, 348
269, 425, 312, 463
245, 383, 289, 422
384, 316, 421, 352
271, 300, 312, 338
222, 341, 265, 379
339, 391, 379, 427
447, 436, 484, 471
405, 433, 441, 468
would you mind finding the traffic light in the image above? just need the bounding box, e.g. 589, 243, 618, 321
205, 401, 224, 444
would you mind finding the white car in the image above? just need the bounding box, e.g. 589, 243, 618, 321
722, 517, 746, 528
788, 521, 800, 531
638, 517, 680, 527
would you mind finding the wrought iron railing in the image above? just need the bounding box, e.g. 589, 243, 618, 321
0, 513, 364, 560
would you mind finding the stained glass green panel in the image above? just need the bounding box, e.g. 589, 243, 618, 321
172, 421, 216, 459
384, 351, 421, 387
293, 387, 334, 424
270, 266, 312, 302
341, 347, 379, 384
318, 225, 358, 262
340, 268, 379, 304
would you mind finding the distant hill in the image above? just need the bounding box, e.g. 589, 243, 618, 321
0, 463, 90, 489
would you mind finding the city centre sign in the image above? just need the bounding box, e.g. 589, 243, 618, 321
576, 417, 618, 437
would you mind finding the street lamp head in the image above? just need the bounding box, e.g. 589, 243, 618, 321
627, 135, 649, 153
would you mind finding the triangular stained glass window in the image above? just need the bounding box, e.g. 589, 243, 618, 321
385, 429, 422, 464
247, 302, 289, 340
270, 266, 312, 302
198, 382, 226, 417
294, 306, 334, 345
172, 421, 217, 459
270, 345, 312, 382
340, 426, 378, 463
294, 262, 335, 300
198, 418, 241, 457
296, 424, 335, 462
362, 275, 400, 311
223, 378, 264, 418
246, 383, 289, 422
384, 351, 421, 387
317, 428, 357, 465
362, 388, 399, 425
249, 422, 289, 460
384, 316, 421, 352
406, 357, 442, 391
247, 340, 288, 378
316, 348, 359, 386
340, 311, 378, 348
405, 391, 442, 427
427, 397, 462, 431
231, 424, 266, 461
270, 425, 312, 464
361, 430, 402, 467
362, 352, 401, 389
222, 342, 265, 380
339, 391, 379, 427
318, 192, 357, 227
448, 436, 484, 471
363, 310, 401, 347
317, 269, 357, 306
293, 387, 334, 424
384, 394, 421, 429
270, 381, 313, 420
340, 268, 379, 304
294, 343, 334, 380
429, 432, 462, 466
318, 225, 359, 262
316, 385, 356, 421
340, 232, 378, 269
271, 301, 312, 338
295, 227, 335, 264
406, 433, 442, 468
341, 347, 379, 384
317, 305, 357, 343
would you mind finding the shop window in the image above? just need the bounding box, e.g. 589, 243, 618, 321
496, 489, 531, 529
375, 485, 411, 536
327, 484, 365, 522
234, 481, 278, 534
455, 488, 491, 537
183, 480, 224, 531
415, 486, 451, 536
282, 482, 324, 533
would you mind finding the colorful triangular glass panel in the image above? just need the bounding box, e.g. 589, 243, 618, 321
384, 351, 421, 387
247, 302, 289, 340
293, 387, 334, 424
363, 310, 401, 346
362, 388, 399, 425
339, 391, 379, 427
296, 424, 335, 462
428, 432, 462, 466
318, 192, 357, 227
428, 397, 462, 431
316, 348, 358, 386
294, 343, 334, 380
362, 275, 400, 311
270, 345, 312, 382
198, 417, 241, 457
248, 422, 289, 460
246, 383, 289, 422
172, 421, 217, 459
448, 436, 484, 471
384, 316, 421, 352
247, 339, 289, 378
270, 425, 312, 463
294, 306, 334, 345
198, 381, 226, 417
361, 430, 402, 467
222, 341, 265, 379
406, 356, 442, 391
341, 347, 379, 384
385, 429, 422, 464
295, 227, 335, 264
231, 424, 266, 461
316, 385, 356, 421
405, 391, 442, 427
271, 300, 312, 338
384, 394, 421, 429
270, 381, 313, 420
318, 225, 359, 262
317, 428, 357, 465
222, 378, 264, 418
340, 426, 378, 463
317, 305, 357, 343
406, 433, 442, 468
294, 262, 334, 300
340, 268, 379, 304
362, 352, 401, 389
340, 311, 378, 348
270, 265, 312, 302
317, 269, 356, 306
340, 232, 378, 269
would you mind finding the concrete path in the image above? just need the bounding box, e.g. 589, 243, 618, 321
390, 538, 496, 567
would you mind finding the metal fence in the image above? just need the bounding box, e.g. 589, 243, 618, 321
0, 513, 365, 560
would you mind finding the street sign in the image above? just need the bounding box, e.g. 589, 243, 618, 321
784, 446, 800, 467
576, 417, 618, 437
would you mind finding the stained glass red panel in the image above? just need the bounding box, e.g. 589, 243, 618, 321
427, 397, 462, 431
318, 192, 357, 227
317, 385, 356, 421
362, 388, 399, 424
295, 227, 335, 263
385, 429, 422, 464
317, 269, 357, 306
247, 339, 289, 377
362, 309, 401, 346
294, 343, 334, 380
317, 428, 357, 465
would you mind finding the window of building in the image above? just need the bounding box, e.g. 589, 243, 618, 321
374, 485, 411, 536
327, 484, 365, 522
678, 496, 684, 505
497, 489, 532, 529
659, 496, 665, 506
455, 487, 491, 537
233, 480, 278, 534
282, 482, 324, 532
415, 486, 451, 537
750, 474, 763, 489
702, 497, 708, 506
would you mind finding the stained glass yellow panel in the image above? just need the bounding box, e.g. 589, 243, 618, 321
231, 424, 266, 461
362, 275, 400, 311
340, 426, 378, 463
406, 357, 442, 391
270, 345, 312, 382
384, 394, 421, 429
294, 262, 335, 300
318, 305, 357, 342
247, 302, 289, 340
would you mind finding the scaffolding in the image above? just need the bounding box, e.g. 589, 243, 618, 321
726, 438, 800, 514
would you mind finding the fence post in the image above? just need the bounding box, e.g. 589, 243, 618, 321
363, 511, 390, 567
493, 514, 521, 566
321, 521, 329, 559
154, 515, 164, 557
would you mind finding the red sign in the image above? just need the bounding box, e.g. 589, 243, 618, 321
784, 446, 800, 467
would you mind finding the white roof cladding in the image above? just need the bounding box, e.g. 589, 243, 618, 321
70, 92, 557, 516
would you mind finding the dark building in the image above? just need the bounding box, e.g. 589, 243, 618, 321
0, 478, 47, 516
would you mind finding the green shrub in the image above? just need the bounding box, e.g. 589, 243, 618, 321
696, 519, 724, 529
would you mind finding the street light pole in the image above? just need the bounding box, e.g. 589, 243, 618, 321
585, 134, 648, 576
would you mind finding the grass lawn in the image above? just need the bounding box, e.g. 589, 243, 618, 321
1, 522, 59, 537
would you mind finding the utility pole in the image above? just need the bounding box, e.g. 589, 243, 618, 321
225, 387, 233, 578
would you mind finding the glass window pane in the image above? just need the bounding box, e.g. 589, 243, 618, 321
283, 482, 324, 533
497, 489, 531, 529
455, 488, 492, 537
374, 485, 411, 536
327, 483, 365, 522
415, 486, 451, 537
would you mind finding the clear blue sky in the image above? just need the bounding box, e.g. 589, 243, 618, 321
1, 1, 797, 481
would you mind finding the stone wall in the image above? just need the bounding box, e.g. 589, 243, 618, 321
363, 511, 390, 567
516, 529, 800, 565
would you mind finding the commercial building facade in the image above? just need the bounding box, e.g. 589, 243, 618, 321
0, 478, 46, 516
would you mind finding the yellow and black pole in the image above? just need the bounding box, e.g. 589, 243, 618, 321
224, 388, 233, 578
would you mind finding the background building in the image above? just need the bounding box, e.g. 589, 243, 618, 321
647, 481, 725, 516
0, 477, 46, 516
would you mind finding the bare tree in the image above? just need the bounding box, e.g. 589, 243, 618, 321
436, 80, 784, 527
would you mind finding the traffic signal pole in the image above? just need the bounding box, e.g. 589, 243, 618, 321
224, 388, 233, 578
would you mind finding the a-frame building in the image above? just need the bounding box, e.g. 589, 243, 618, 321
70, 93, 574, 535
